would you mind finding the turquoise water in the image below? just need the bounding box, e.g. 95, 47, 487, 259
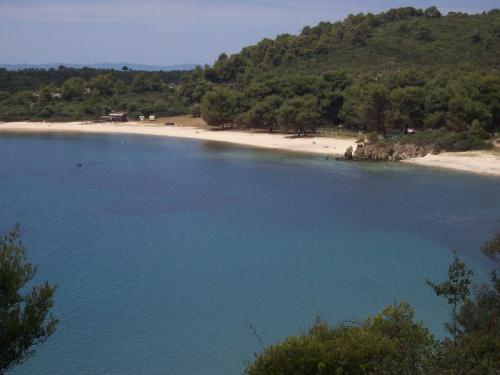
1, 133, 499, 375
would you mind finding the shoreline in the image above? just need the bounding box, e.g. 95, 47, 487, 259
402, 151, 500, 177
0, 120, 357, 157
1, 120, 499, 177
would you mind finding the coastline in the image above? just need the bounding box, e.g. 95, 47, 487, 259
402, 151, 500, 177
1, 120, 499, 177
0, 120, 357, 157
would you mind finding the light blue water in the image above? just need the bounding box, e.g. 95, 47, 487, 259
1, 133, 499, 375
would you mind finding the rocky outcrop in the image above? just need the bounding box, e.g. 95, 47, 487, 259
344, 146, 353, 160
351, 143, 434, 162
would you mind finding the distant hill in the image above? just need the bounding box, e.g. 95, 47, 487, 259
200, 7, 500, 83
183, 7, 500, 142
0, 63, 197, 72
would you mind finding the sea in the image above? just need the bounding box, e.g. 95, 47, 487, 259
1, 133, 499, 374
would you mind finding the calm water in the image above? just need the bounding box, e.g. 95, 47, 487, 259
1, 133, 499, 375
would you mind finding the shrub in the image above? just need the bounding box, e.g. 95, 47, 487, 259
367, 132, 379, 144
245, 303, 434, 375
398, 128, 492, 152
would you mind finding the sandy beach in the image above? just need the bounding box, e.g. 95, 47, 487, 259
0, 120, 357, 156
1, 119, 499, 177
403, 151, 500, 177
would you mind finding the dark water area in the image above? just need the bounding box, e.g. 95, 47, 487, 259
1, 133, 499, 374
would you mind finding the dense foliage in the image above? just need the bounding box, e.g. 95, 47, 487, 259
201, 7, 499, 82
0, 66, 189, 121
394, 126, 492, 152
183, 7, 500, 146
247, 303, 434, 374
0, 225, 58, 374
246, 233, 500, 374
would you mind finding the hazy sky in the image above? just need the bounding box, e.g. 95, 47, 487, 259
0, 0, 497, 66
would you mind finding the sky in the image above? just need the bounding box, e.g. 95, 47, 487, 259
0, 0, 498, 66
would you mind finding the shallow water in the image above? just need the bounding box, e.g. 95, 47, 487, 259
1, 133, 499, 375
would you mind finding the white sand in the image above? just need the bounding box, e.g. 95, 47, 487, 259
1, 121, 499, 177
403, 151, 500, 177
0, 121, 357, 156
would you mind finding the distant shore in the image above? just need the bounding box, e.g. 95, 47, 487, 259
0, 119, 357, 156
1, 118, 499, 177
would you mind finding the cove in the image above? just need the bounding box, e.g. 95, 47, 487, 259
1, 133, 499, 375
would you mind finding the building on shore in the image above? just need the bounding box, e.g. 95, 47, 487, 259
100, 112, 128, 122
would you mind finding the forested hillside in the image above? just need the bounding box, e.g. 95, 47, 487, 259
0, 66, 189, 121
183, 7, 500, 149
198, 7, 500, 83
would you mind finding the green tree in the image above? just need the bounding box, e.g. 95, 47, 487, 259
482, 232, 500, 262
88, 74, 115, 96
61, 77, 85, 100
37, 84, 54, 104
424, 6, 442, 18
426, 236, 500, 374
339, 83, 363, 130
427, 253, 473, 340
360, 83, 390, 136
446, 96, 491, 132
278, 94, 320, 136
246, 95, 283, 132
200, 87, 240, 128
149, 73, 164, 92
245, 302, 434, 375
131, 73, 152, 93
319, 90, 344, 125
423, 83, 450, 129
481, 231, 500, 291
386, 86, 425, 133
0, 225, 58, 374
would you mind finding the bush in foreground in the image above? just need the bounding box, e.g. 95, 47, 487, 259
246, 233, 500, 374
0, 225, 58, 374
246, 303, 434, 375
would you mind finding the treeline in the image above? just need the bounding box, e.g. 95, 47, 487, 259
0, 66, 190, 121
195, 69, 499, 138
181, 7, 500, 149
0, 65, 185, 93
246, 233, 500, 374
